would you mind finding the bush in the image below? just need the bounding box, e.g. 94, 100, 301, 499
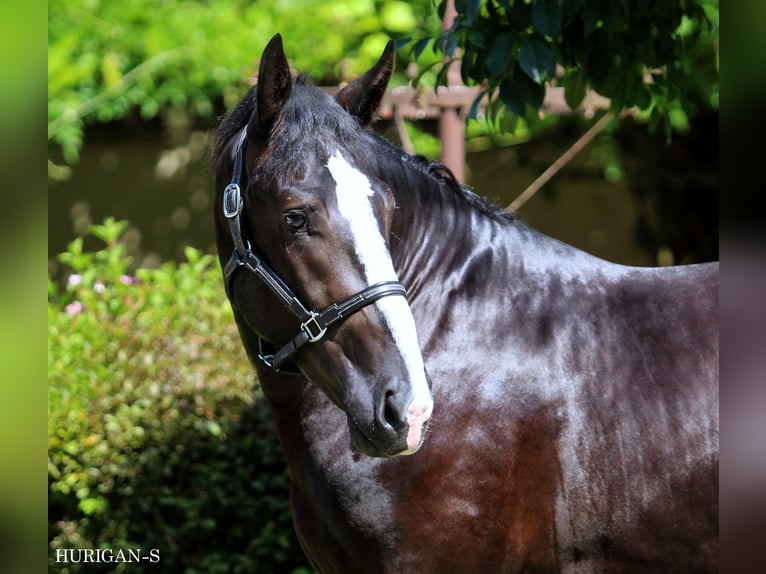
48, 218, 314, 573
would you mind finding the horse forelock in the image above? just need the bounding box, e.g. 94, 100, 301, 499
212, 79, 367, 181
264, 88, 365, 175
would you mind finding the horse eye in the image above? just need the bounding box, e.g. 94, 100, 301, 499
284, 211, 308, 230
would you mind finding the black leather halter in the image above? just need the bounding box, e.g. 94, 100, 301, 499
221, 128, 408, 373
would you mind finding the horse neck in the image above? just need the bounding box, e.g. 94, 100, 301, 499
384, 158, 620, 302
385, 160, 509, 290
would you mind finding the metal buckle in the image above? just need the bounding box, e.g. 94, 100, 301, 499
301, 313, 327, 343
223, 184, 242, 218
258, 352, 275, 368
257, 338, 275, 368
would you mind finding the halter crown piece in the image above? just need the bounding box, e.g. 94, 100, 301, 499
222, 128, 408, 373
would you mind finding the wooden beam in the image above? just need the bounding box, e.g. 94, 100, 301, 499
321, 84, 611, 120
438, 0, 465, 181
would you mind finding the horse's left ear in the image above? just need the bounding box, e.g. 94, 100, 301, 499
336, 41, 395, 126
250, 33, 292, 140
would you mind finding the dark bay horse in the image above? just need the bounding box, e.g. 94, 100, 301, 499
212, 34, 718, 573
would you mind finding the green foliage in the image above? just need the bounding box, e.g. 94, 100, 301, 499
48, 218, 314, 573
408, 0, 719, 137
48, 0, 443, 166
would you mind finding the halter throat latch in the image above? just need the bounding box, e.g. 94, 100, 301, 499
222, 128, 408, 373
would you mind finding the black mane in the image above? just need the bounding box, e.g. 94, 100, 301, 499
381, 138, 515, 223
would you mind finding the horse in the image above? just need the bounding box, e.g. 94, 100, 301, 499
212, 34, 718, 573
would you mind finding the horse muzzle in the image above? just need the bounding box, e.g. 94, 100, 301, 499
347, 384, 433, 458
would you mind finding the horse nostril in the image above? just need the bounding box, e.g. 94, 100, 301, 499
383, 390, 407, 433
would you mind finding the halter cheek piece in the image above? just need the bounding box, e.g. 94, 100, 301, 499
222, 128, 408, 373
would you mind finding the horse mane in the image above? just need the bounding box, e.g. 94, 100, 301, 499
211, 77, 515, 224
396, 145, 515, 223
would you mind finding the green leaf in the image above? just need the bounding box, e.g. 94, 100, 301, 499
508, 1, 532, 31
583, 5, 601, 36
467, 91, 486, 121
184, 246, 202, 264
411, 37, 432, 60
499, 67, 546, 117
633, 84, 652, 110
532, 0, 563, 36
461, 45, 476, 84
206, 420, 222, 437
518, 36, 556, 84
465, 0, 481, 24
563, 69, 587, 109
486, 31, 517, 78
78, 495, 107, 515
436, 58, 458, 87
465, 28, 486, 49
411, 59, 442, 88
89, 217, 129, 245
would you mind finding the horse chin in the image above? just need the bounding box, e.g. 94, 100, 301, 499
346, 415, 429, 458
392, 435, 427, 457
347, 419, 394, 458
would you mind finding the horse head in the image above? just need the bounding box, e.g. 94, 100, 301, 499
215, 34, 433, 458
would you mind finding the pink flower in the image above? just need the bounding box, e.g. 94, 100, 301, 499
94, 281, 106, 293
67, 274, 83, 286
65, 301, 83, 316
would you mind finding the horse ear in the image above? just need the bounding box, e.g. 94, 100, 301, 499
335, 40, 395, 126
250, 33, 292, 139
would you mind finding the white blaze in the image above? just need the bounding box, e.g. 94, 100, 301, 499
326, 151, 433, 451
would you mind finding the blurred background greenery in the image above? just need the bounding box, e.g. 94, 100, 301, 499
46, 1, 720, 573
47, 0, 445, 168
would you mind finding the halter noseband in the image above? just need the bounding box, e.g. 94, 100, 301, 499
222, 128, 408, 373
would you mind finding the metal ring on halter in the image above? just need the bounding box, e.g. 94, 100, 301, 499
301, 313, 328, 343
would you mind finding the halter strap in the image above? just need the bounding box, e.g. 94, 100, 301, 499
222, 128, 408, 373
